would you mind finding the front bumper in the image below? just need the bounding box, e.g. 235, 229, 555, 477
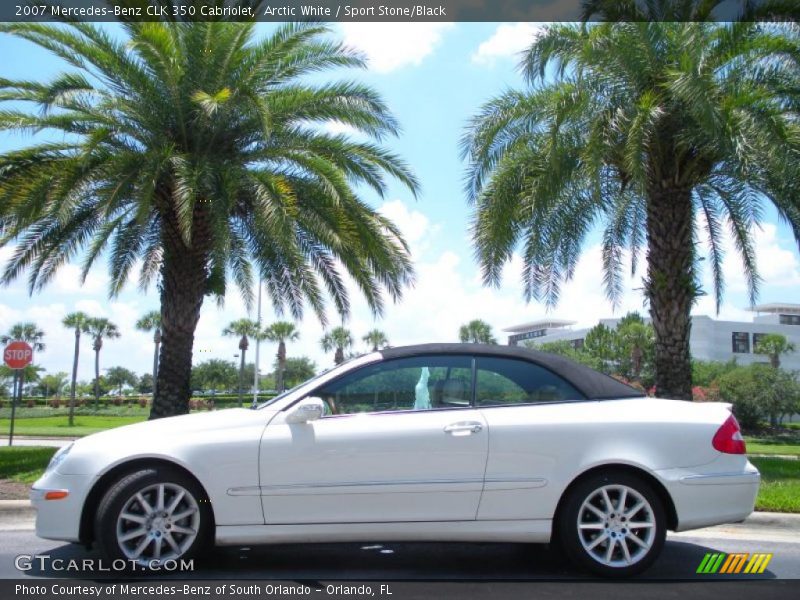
30, 470, 94, 543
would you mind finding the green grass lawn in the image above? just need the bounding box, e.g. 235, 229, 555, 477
0, 447, 57, 484
750, 457, 800, 513
745, 432, 800, 456
0, 416, 146, 437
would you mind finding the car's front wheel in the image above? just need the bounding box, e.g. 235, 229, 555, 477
558, 471, 666, 577
95, 467, 212, 568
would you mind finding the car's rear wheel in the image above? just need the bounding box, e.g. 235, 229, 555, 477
95, 467, 212, 569
558, 471, 666, 577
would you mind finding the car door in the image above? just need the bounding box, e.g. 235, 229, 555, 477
258, 354, 489, 524
473, 355, 588, 521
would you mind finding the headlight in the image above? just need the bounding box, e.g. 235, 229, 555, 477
45, 443, 73, 474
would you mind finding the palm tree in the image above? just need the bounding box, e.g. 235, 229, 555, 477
462, 15, 800, 399
86, 318, 120, 409
1, 322, 45, 403
321, 327, 354, 365
222, 318, 262, 406
363, 329, 389, 352
62, 312, 91, 426
263, 321, 300, 393
615, 313, 655, 382
459, 319, 497, 344
0, 21, 418, 419
754, 333, 796, 370
135, 311, 161, 399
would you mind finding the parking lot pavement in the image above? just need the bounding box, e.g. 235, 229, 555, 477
0, 524, 798, 581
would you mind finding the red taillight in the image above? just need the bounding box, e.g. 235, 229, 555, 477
712, 414, 746, 454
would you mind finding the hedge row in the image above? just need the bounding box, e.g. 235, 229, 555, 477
0, 394, 276, 410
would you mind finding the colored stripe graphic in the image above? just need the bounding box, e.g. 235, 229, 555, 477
697, 552, 772, 575
697, 553, 726, 574
720, 553, 749, 574
744, 553, 773, 574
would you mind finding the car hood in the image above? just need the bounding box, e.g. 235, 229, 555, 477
59, 408, 276, 475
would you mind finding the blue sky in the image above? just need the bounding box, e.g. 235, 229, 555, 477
1, 22, 799, 382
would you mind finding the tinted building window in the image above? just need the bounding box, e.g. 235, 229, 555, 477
732, 332, 750, 354
779, 314, 800, 326
475, 356, 584, 406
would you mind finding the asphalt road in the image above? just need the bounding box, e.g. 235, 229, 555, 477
0, 528, 797, 580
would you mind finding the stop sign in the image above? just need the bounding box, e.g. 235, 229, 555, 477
3, 341, 33, 370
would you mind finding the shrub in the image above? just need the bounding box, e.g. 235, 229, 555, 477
718, 365, 800, 429
692, 385, 720, 402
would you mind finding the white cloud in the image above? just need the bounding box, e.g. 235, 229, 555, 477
338, 23, 454, 73
53, 263, 108, 295
377, 199, 439, 255
322, 120, 364, 137
472, 23, 545, 66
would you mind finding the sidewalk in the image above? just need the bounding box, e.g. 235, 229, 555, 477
0, 437, 75, 447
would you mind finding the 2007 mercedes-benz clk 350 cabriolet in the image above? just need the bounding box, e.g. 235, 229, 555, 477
31, 343, 759, 577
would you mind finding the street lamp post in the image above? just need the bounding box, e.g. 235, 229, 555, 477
252, 279, 262, 407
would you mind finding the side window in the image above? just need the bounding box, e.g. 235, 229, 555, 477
314, 355, 473, 416
475, 356, 584, 406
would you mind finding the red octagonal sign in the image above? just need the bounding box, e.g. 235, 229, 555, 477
3, 341, 33, 370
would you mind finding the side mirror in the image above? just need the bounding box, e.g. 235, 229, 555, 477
285, 397, 325, 424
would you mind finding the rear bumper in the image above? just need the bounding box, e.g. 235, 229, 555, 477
659, 460, 760, 532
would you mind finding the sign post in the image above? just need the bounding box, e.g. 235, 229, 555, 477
4, 341, 33, 447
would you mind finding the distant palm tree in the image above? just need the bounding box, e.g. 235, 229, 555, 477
754, 334, 797, 370
135, 311, 162, 399
615, 314, 655, 382
222, 319, 262, 406
62, 312, 91, 426
86, 318, 120, 409
463, 16, 800, 399
263, 322, 300, 393
0, 21, 418, 419
1, 322, 45, 402
363, 329, 389, 352
459, 320, 497, 344
321, 327, 354, 365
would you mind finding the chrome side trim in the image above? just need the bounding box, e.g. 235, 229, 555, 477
227, 486, 262, 496
231, 477, 548, 496
679, 471, 761, 486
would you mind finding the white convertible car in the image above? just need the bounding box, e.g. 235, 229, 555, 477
31, 344, 759, 577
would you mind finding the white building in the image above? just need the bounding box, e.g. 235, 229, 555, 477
505, 303, 800, 371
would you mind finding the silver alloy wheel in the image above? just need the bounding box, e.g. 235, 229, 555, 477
115, 482, 200, 565
576, 484, 656, 568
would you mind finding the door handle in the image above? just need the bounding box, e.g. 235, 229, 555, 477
444, 421, 483, 435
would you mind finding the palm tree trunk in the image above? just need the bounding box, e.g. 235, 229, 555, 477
93, 348, 100, 410
277, 341, 286, 392
335, 347, 344, 365
68, 330, 79, 427
645, 186, 694, 400
150, 204, 211, 419
152, 332, 161, 398
238, 349, 246, 407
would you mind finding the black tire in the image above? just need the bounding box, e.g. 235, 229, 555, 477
94, 467, 213, 570
557, 471, 666, 578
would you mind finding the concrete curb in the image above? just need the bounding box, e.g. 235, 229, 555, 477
0, 499, 34, 521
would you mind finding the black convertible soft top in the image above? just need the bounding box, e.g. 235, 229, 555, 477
379, 343, 645, 401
